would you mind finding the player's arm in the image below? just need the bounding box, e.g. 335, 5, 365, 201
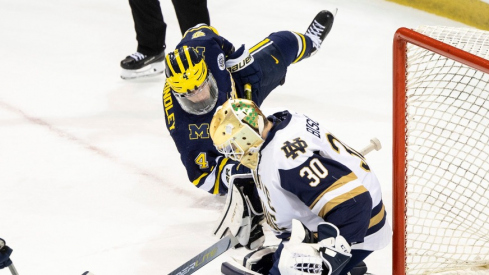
186, 154, 251, 195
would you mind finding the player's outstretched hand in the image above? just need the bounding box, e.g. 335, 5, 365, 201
0, 238, 13, 269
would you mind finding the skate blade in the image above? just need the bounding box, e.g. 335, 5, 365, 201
120, 61, 165, 80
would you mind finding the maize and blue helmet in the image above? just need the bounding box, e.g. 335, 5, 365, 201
165, 46, 218, 115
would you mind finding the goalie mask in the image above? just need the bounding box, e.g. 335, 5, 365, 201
210, 98, 267, 170
165, 46, 219, 115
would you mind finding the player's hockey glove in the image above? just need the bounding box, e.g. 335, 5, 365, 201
0, 239, 13, 269
213, 174, 265, 250
278, 220, 351, 275
225, 45, 262, 98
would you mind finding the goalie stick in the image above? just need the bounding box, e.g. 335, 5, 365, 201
168, 234, 239, 275
168, 138, 382, 275
358, 138, 382, 156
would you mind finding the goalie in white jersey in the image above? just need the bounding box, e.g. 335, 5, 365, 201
210, 98, 391, 275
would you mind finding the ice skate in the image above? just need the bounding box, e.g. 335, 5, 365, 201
305, 9, 336, 56
120, 49, 165, 79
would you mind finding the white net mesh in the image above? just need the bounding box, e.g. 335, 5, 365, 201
404, 26, 489, 274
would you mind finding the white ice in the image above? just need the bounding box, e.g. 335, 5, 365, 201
0, 0, 466, 274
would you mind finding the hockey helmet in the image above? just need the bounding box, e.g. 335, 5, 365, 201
165, 46, 218, 115
210, 98, 267, 169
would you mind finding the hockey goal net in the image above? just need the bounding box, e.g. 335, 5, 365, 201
393, 26, 489, 275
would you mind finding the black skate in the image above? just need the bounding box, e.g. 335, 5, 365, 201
305, 10, 336, 56
120, 48, 165, 79
348, 261, 374, 275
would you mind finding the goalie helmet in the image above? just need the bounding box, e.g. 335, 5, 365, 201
165, 46, 218, 115
210, 98, 267, 170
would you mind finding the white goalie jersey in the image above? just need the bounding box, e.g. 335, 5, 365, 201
253, 110, 391, 251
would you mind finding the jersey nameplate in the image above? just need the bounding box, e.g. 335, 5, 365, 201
305, 116, 321, 138
163, 84, 176, 130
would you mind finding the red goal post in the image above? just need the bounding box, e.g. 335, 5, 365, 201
393, 27, 489, 275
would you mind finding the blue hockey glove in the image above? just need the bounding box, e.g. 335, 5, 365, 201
226, 45, 262, 97
0, 238, 13, 269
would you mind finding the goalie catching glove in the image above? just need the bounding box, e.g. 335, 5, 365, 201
278, 219, 352, 275
213, 174, 265, 250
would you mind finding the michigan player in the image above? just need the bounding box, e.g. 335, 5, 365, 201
163, 10, 335, 195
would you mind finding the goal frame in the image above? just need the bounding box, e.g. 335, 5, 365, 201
392, 27, 489, 275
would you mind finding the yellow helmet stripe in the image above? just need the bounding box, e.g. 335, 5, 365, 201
200, 59, 208, 80
174, 48, 186, 74
183, 46, 193, 69
166, 54, 177, 76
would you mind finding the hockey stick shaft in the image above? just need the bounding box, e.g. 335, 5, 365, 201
168, 234, 239, 275
9, 263, 19, 275
359, 138, 382, 156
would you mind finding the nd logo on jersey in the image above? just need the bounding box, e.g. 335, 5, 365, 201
281, 137, 308, 159
189, 124, 210, 139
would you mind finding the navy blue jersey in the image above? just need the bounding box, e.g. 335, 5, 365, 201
163, 25, 318, 194
163, 83, 244, 194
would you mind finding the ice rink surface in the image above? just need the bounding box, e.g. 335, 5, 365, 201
0, 0, 466, 274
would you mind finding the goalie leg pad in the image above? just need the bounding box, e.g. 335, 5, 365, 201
214, 174, 265, 249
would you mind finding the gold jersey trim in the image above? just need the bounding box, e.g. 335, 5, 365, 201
310, 172, 358, 209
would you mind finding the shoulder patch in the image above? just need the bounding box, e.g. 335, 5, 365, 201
192, 31, 206, 39
217, 53, 226, 70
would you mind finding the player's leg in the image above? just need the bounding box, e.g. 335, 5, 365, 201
130, 0, 166, 56
268, 9, 335, 65
303, 9, 335, 58
172, 0, 210, 34
231, 10, 335, 104
120, 0, 167, 79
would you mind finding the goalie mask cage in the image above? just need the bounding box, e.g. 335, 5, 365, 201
393, 27, 489, 275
